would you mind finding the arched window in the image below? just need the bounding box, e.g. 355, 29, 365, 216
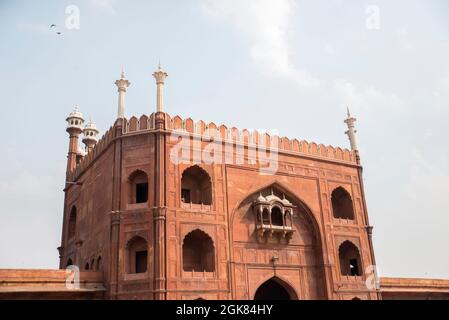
262, 209, 270, 225
91, 258, 95, 270
96, 256, 102, 271
271, 207, 283, 226
181, 166, 212, 205
331, 187, 355, 220
66, 258, 73, 268
339, 241, 362, 276
85, 262, 89, 270
284, 210, 292, 227
128, 170, 148, 204
68, 206, 77, 239
182, 229, 215, 272
127, 236, 148, 274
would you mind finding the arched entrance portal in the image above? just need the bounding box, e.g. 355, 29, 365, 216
254, 277, 297, 300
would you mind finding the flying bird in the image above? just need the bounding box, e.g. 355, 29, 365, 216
50, 24, 56, 28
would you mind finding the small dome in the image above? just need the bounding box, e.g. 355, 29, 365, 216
84, 119, 99, 134
256, 193, 266, 202
66, 105, 84, 121
265, 193, 280, 203
66, 105, 85, 131
281, 194, 292, 206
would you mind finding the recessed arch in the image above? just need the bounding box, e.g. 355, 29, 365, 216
182, 229, 215, 272
254, 277, 298, 300
126, 235, 148, 274
271, 206, 283, 226
67, 206, 77, 240
181, 165, 212, 205
331, 187, 355, 220
128, 170, 148, 204
231, 181, 323, 245
96, 256, 102, 271
231, 181, 328, 299
339, 240, 362, 276
66, 258, 73, 268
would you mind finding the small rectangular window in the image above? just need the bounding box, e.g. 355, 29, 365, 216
181, 188, 191, 203
135, 183, 148, 203
135, 250, 148, 273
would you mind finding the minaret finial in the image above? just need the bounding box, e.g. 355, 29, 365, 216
115, 68, 131, 119
347, 106, 351, 118
152, 63, 168, 112
344, 108, 358, 152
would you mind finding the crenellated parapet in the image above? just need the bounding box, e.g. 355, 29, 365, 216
67, 112, 357, 181
66, 125, 115, 182
121, 113, 357, 163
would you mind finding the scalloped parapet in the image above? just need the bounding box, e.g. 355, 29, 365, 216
67, 112, 357, 181
66, 125, 114, 182
121, 113, 357, 163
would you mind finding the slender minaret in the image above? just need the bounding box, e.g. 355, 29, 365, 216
82, 119, 99, 153
152, 63, 168, 112
114, 68, 131, 119
344, 107, 358, 151
66, 106, 85, 172
152, 62, 168, 300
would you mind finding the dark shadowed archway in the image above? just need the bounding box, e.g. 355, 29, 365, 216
254, 277, 297, 300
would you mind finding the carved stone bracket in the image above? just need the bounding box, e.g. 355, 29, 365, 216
152, 206, 167, 220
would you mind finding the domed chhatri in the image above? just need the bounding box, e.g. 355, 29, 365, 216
65, 105, 85, 172
66, 105, 84, 133
82, 119, 100, 152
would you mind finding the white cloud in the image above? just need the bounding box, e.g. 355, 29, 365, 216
202, 0, 320, 88
432, 75, 449, 110
324, 43, 337, 55
334, 79, 404, 113
90, 0, 117, 14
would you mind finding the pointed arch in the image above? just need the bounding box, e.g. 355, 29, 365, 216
96, 256, 102, 271
231, 181, 328, 299
253, 276, 298, 300
181, 165, 212, 205
230, 181, 323, 244
182, 229, 215, 272
128, 170, 148, 204
331, 186, 355, 220
338, 240, 362, 276
126, 236, 148, 274
67, 206, 77, 240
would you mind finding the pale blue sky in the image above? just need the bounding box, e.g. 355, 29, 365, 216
0, 0, 448, 278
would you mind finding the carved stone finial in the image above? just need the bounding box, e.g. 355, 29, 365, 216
344, 107, 358, 151
152, 63, 168, 112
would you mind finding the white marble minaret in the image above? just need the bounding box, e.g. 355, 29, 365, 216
344, 107, 358, 151
152, 63, 168, 112
114, 69, 131, 119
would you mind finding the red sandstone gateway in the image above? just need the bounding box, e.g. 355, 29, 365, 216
1, 66, 448, 300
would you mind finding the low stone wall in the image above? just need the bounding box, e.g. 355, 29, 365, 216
0, 269, 105, 300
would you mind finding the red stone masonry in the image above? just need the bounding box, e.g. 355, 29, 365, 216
60, 111, 378, 300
